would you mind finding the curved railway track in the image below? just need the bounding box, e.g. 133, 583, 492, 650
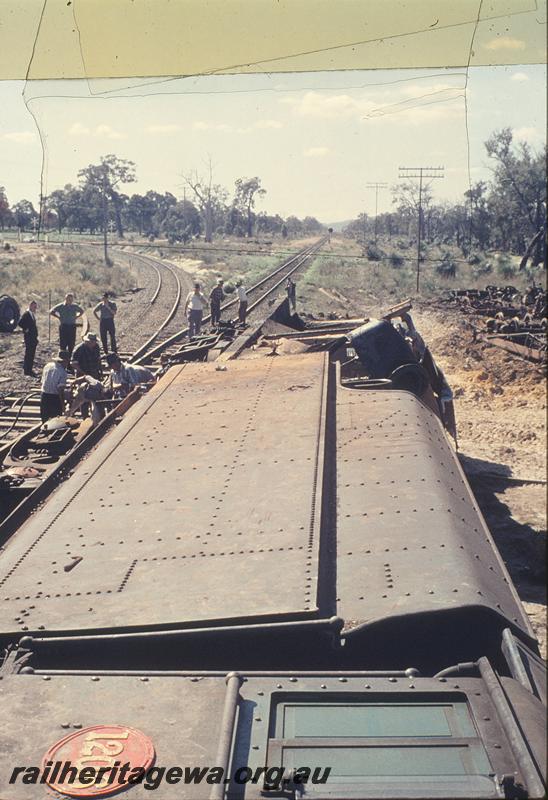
0, 250, 183, 445
132, 236, 327, 366
0, 238, 324, 446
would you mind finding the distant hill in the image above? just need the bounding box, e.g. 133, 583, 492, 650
324, 220, 353, 232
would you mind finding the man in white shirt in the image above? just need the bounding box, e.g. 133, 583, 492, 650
184, 282, 208, 337
236, 280, 248, 324
40, 350, 70, 422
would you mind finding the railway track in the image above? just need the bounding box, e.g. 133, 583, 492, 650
0, 238, 324, 448
0, 250, 183, 446
132, 236, 327, 367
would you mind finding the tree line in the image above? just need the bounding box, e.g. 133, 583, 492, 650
0, 157, 324, 248
345, 129, 546, 269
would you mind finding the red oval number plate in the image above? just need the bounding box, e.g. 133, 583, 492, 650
42, 725, 155, 797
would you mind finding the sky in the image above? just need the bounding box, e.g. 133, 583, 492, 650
0, 64, 545, 223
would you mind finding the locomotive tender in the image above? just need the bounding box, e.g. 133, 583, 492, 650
0, 325, 545, 799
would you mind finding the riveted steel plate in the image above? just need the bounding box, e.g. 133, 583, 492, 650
0, 673, 529, 799
0, 355, 328, 635
335, 389, 532, 636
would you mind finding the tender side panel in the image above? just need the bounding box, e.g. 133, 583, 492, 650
335, 389, 532, 637
0, 355, 328, 635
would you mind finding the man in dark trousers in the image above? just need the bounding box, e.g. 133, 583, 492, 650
18, 300, 39, 376
39, 351, 69, 422
49, 293, 84, 357
209, 278, 224, 326
93, 292, 117, 354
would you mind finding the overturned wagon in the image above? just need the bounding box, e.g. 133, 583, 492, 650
0, 317, 545, 798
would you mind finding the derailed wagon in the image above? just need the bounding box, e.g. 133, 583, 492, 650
0, 312, 545, 798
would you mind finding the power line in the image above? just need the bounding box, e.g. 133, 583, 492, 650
365, 182, 388, 244
398, 166, 444, 291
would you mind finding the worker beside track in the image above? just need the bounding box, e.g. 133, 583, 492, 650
72, 333, 102, 379
18, 300, 39, 377
184, 282, 208, 337
106, 353, 155, 397
69, 374, 109, 424
236, 281, 248, 325
209, 278, 225, 326
93, 292, 117, 354
49, 293, 84, 358
39, 350, 69, 422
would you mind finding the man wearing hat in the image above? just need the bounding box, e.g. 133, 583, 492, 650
40, 351, 69, 422
72, 332, 102, 379
209, 278, 225, 326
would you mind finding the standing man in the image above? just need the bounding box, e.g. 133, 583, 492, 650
49, 293, 84, 357
18, 300, 39, 376
236, 281, 248, 325
39, 350, 69, 422
184, 282, 208, 338
93, 292, 117, 354
286, 277, 297, 311
209, 278, 225, 326
72, 333, 103, 379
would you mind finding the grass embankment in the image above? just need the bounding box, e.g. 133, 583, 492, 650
0, 244, 137, 308
297, 236, 546, 317
149, 236, 317, 293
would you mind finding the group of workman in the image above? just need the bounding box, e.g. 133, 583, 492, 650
183, 278, 248, 337
17, 275, 297, 425
18, 292, 154, 424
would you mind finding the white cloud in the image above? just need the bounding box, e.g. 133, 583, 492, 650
282, 87, 463, 127
2, 131, 36, 143
510, 72, 529, 82
146, 124, 182, 133
484, 36, 526, 51
254, 119, 283, 129
68, 122, 90, 136
513, 126, 542, 144
304, 146, 329, 158
193, 121, 232, 132
95, 124, 126, 140
282, 92, 361, 119
67, 122, 126, 139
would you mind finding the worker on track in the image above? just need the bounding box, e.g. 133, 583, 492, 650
209, 278, 225, 326
49, 293, 84, 358
68, 374, 109, 424
72, 333, 102, 379
106, 353, 155, 397
236, 281, 248, 325
184, 282, 208, 337
18, 300, 39, 377
93, 292, 117, 354
39, 350, 70, 422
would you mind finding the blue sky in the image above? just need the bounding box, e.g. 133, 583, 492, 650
0, 65, 545, 223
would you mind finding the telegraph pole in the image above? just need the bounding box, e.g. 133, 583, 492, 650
365, 182, 388, 244
398, 166, 444, 291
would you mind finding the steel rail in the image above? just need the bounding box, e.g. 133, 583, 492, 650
125, 252, 182, 362
133, 236, 327, 365
147, 260, 163, 304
